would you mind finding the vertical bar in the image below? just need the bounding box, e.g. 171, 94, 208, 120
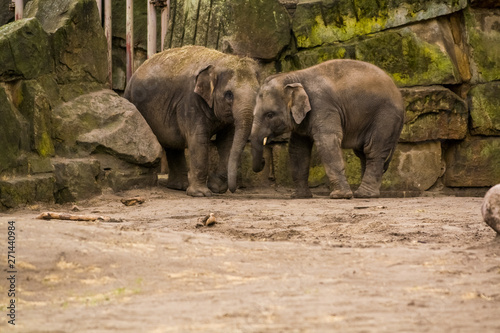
126, 0, 134, 82
160, 0, 170, 51
14, 0, 23, 20
96, 0, 102, 23
104, 0, 112, 88
147, 0, 157, 58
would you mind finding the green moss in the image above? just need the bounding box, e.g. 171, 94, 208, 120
355, 29, 459, 87
469, 82, 500, 135
464, 9, 500, 82
293, 0, 467, 48
37, 132, 55, 157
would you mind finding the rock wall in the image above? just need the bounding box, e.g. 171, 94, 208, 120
0, 0, 161, 210
134, 0, 498, 195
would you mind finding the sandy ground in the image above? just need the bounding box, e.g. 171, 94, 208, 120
1, 185, 499, 332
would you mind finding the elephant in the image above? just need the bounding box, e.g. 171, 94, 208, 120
250, 59, 405, 199
124, 46, 260, 197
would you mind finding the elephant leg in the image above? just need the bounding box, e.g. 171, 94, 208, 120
355, 112, 401, 198
354, 157, 385, 198
164, 148, 189, 191
315, 134, 353, 199
354, 139, 395, 198
353, 149, 366, 179
208, 128, 233, 194
289, 133, 313, 198
186, 137, 212, 197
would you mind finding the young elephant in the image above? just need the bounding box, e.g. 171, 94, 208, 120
251, 59, 404, 199
125, 46, 259, 197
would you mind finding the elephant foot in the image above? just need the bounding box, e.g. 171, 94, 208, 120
166, 177, 188, 191
187, 185, 213, 197
208, 174, 228, 194
329, 189, 353, 199
354, 186, 380, 198
291, 189, 313, 199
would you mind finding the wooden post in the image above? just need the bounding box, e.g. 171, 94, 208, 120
96, 0, 102, 22
14, 0, 23, 20
126, 0, 134, 82
147, 0, 157, 58
160, 0, 170, 51
104, 0, 112, 88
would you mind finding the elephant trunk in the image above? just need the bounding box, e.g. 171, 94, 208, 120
250, 122, 266, 173
228, 107, 253, 193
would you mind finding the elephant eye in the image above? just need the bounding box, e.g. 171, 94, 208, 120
266, 112, 275, 119
224, 90, 233, 101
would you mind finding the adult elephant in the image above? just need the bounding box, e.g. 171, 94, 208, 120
125, 46, 259, 196
250, 59, 404, 199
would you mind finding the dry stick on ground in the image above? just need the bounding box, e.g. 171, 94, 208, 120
36, 212, 123, 223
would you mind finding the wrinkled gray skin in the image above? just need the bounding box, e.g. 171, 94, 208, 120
124, 46, 259, 197
251, 59, 404, 199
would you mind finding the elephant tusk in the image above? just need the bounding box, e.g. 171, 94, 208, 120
263, 137, 268, 146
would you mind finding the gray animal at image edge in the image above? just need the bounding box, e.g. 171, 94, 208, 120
124, 46, 260, 196
482, 184, 500, 234
250, 59, 405, 199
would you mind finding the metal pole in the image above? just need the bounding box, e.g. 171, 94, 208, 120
160, 0, 170, 51
126, 0, 134, 82
96, 0, 102, 23
14, 0, 23, 20
104, 0, 112, 88
147, 0, 157, 58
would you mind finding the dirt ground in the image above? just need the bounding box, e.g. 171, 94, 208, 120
1, 185, 500, 332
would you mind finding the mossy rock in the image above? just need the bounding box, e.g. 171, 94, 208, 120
355, 22, 461, 87
464, 8, 500, 83
0, 17, 52, 81
0, 86, 30, 174
15, 80, 56, 157
26, 0, 108, 87
444, 136, 500, 187
381, 142, 443, 191
292, 0, 467, 48
469, 82, 500, 136
53, 158, 102, 203
0, 174, 55, 210
400, 86, 468, 142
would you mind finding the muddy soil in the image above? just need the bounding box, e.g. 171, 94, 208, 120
1, 186, 499, 332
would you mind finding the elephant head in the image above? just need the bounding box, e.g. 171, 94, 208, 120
194, 57, 260, 192
250, 78, 311, 172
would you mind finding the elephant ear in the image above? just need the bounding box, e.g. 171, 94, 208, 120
194, 65, 217, 107
285, 83, 311, 124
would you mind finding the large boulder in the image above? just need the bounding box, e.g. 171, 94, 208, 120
0, 17, 52, 81
53, 158, 101, 203
444, 137, 500, 187
469, 82, 500, 136
0, 85, 30, 174
292, 0, 468, 48
400, 86, 468, 142
16, 80, 56, 157
26, 0, 108, 99
0, 174, 55, 209
52, 89, 162, 165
